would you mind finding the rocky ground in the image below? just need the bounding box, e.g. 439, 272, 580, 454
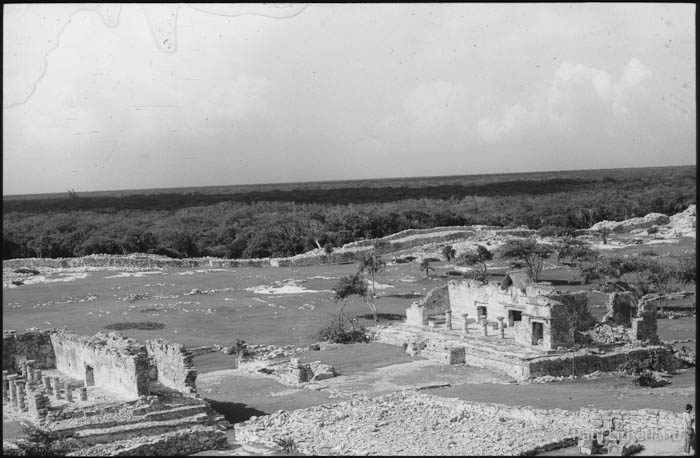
235, 391, 584, 456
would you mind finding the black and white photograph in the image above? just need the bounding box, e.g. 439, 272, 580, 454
2, 3, 696, 456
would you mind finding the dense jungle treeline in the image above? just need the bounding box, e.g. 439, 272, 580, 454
2, 168, 695, 260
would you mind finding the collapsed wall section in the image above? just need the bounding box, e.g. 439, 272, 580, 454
2, 329, 56, 371
50, 331, 150, 399
146, 339, 197, 395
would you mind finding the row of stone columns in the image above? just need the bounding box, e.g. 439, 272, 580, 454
443, 311, 507, 339
2, 368, 89, 413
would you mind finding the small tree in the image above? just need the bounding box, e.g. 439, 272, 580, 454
358, 252, 385, 298
596, 227, 611, 245
461, 245, 493, 280
581, 255, 679, 302
323, 242, 334, 255
419, 258, 434, 278
441, 245, 456, 267
323, 242, 334, 264
333, 272, 377, 321
498, 238, 553, 283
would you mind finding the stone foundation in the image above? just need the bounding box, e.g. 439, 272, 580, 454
372, 323, 674, 380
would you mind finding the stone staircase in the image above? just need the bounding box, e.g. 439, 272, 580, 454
61, 400, 230, 456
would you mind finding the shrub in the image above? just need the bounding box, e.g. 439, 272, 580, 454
274, 436, 299, 454
3, 421, 84, 456
13, 268, 40, 275
639, 250, 658, 257
225, 339, 249, 356
537, 225, 576, 238
103, 321, 165, 331
373, 239, 389, 249
463, 270, 488, 283
647, 226, 659, 235
634, 370, 670, 388
317, 314, 369, 344
617, 350, 675, 375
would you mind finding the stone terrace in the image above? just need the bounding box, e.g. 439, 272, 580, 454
371, 322, 673, 379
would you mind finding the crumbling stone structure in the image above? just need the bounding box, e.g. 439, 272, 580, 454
280, 358, 337, 385
598, 291, 659, 344
3, 329, 230, 455
2, 329, 56, 372
3, 329, 202, 400
50, 331, 151, 399
602, 292, 636, 326
405, 285, 450, 327
443, 272, 595, 351
146, 339, 197, 395
631, 294, 660, 344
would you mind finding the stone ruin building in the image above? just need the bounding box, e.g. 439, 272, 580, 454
405, 271, 660, 351
381, 270, 671, 379
2, 329, 229, 455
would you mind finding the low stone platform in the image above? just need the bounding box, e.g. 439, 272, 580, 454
370, 323, 673, 379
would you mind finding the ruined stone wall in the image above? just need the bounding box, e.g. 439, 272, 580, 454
632, 295, 660, 343
420, 285, 450, 315
526, 346, 673, 378
603, 292, 636, 326
50, 332, 150, 399
145, 339, 197, 395
2, 329, 56, 371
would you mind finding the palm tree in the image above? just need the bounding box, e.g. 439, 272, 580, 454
441, 245, 456, 267
333, 272, 377, 321
358, 252, 385, 297
419, 258, 434, 278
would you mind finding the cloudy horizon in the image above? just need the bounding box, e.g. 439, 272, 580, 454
3, 3, 696, 196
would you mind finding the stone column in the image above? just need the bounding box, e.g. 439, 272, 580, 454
64, 382, 73, 403
8, 375, 18, 408
2, 371, 8, 403
42, 376, 53, 394
53, 377, 62, 399
481, 320, 488, 337
497, 316, 505, 339
79, 387, 88, 401
16, 380, 27, 412
462, 314, 469, 335
445, 309, 452, 330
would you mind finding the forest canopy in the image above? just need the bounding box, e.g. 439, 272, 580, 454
3, 166, 695, 260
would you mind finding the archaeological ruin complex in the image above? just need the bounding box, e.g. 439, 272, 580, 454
2, 329, 229, 455
375, 271, 669, 379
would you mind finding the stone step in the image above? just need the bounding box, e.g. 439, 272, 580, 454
74, 412, 211, 445
68, 424, 228, 456
144, 403, 209, 421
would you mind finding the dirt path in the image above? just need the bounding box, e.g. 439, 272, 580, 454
427, 367, 695, 412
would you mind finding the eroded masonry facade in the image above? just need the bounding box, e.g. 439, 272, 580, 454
378, 270, 671, 379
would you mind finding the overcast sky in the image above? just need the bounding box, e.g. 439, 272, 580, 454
3, 3, 696, 195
